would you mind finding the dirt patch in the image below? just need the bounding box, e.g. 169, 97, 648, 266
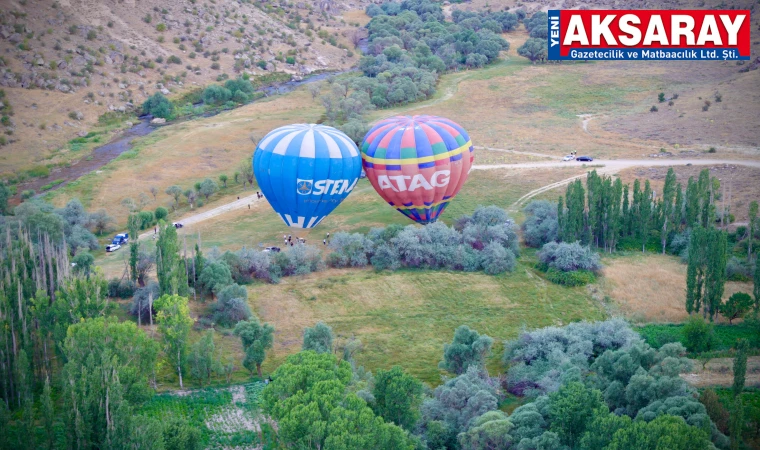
600, 254, 753, 323
681, 356, 760, 388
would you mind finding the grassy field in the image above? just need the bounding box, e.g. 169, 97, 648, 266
250, 264, 605, 384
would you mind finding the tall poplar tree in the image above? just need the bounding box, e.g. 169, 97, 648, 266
640, 180, 652, 252
704, 228, 728, 320
660, 168, 677, 254
748, 200, 758, 260
127, 213, 140, 283
155, 294, 194, 388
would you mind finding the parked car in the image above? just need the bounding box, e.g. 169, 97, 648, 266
576, 156, 594, 162
173, 222, 184, 229
562, 155, 575, 161
264, 246, 281, 253
106, 244, 121, 252
112, 233, 129, 245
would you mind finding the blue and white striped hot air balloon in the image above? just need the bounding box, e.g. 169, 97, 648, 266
253, 124, 361, 229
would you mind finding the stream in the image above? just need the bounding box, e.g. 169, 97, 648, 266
19, 69, 353, 196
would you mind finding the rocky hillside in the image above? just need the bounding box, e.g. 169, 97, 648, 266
0, 0, 370, 178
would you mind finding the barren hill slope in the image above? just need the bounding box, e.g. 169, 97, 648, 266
0, 0, 368, 176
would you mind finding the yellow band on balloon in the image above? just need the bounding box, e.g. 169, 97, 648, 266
361, 140, 472, 165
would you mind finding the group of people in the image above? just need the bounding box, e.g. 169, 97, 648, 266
284, 235, 307, 247
280, 233, 332, 247
248, 192, 264, 209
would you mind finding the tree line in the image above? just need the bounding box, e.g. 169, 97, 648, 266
523, 167, 760, 321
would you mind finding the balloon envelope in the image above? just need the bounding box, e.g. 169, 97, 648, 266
253, 124, 361, 228
360, 115, 474, 224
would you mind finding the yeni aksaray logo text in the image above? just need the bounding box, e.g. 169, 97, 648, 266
547, 10, 751, 60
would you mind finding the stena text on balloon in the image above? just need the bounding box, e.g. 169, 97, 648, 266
253, 123, 362, 229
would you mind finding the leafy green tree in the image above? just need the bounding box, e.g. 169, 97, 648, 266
155, 295, 194, 388
729, 397, 743, 450
439, 325, 493, 375
72, 251, 95, 278
218, 174, 228, 188
234, 317, 275, 377
262, 351, 413, 450
699, 389, 729, 434
199, 178, 218, 200
517, 37, 547, 63
578, 407, 632, 450
303, 321, 334, 354
457, 410, 514, 449
163, 416, 202, 450
189, 329, 218, 386
747, 201, 758, 260
660, 168, 678, 254
719, 292, 753, 324
128, 213, 140, 283
62, 317, 159, 448
90, 209, 114, 235
682, 315, 714, 353
156, 221, 186, 296
143, 92, 173, 118
199, 261, 233, 299
548, 382, 605, 448
41, 376, 55, 450
165, 185, 183, 208
606, 415, 711, 450
754, 252, 760, 311
0, 182, 9, 214
155, 206, 168, 221
687, 226, 728, 319
372, 366, 423, 430
733, 338, 748, 398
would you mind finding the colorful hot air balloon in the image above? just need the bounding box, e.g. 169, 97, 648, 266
253, 124, 361, 228
360, 115, 474, 224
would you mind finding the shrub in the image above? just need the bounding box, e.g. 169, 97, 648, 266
682, 316, 714, 353
86, 30, 97, 40
504, 319, 639, 394
327, 232, 373, 267
522, 200, 558, 248
107, 277, 136, 298
479, 242, 515, 275
658, 92, 665, 102
212, 283, 252, 326
650, 105, 658, 112
201, 84, 231, 105
537, 241, 601, 272
167, 55, 181, 64
439, 325, 493, 375
156, 23, 167, 32
142, 92, 173, 119
718, 292, 753, 324
544, 268, 595, 286
130, 282, 159, 322
302, 321, 333, 353
726, 256, 751, 281
154, 206, 168, 221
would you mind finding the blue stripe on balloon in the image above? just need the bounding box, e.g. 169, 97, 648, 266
386, 164, 401, 170
413, 125, 432, 159
385, 127, 405, 160
426, 122, 458, 150
418, 161, 435, 169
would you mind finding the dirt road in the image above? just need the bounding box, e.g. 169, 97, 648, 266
490, 158, 760, 210
147, 158, 759, 233
138, 193, 264, 240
